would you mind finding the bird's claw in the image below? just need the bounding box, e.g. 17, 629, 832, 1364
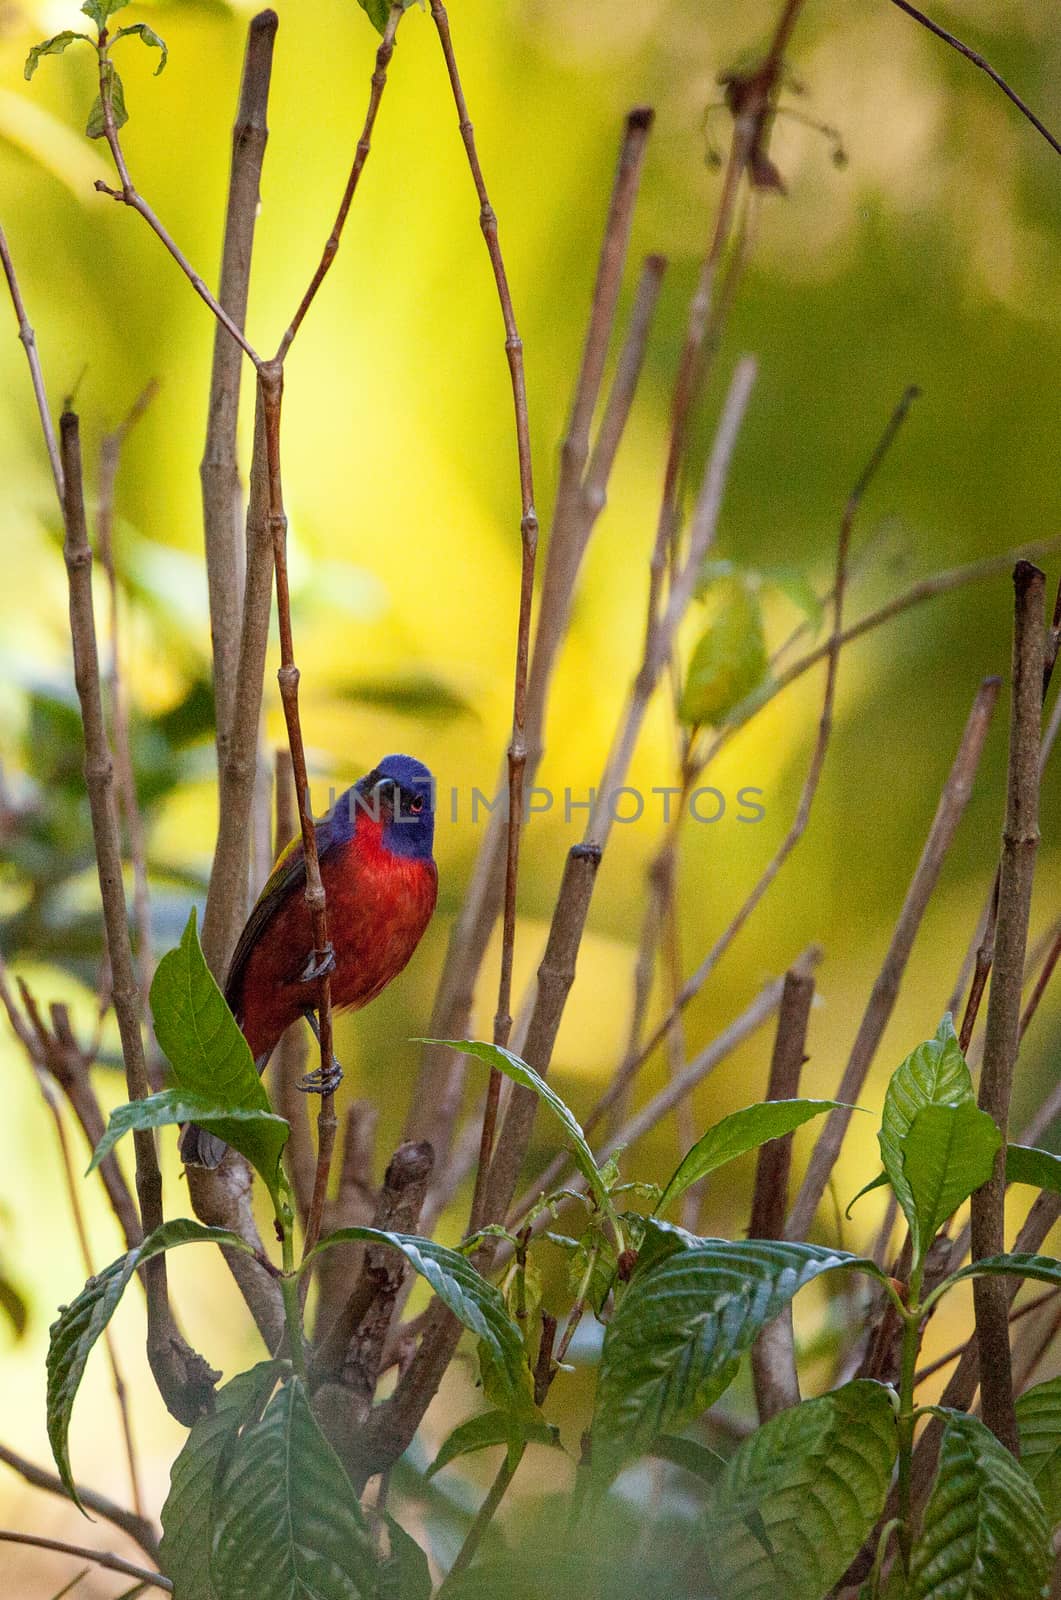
297, 1060, 344, 1095
300, 942, 336, 984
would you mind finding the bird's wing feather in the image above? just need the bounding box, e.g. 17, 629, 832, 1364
223, 812, 342, 1011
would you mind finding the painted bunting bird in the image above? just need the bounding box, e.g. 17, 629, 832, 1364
180, 753, 437, 1167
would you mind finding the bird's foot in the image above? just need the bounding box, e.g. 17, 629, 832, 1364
300, 942, 336, 984
297, 1060, 344, 1095
299, 1009, 343, 1093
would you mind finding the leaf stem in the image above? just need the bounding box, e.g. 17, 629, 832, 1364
895, 1266, 924, 1573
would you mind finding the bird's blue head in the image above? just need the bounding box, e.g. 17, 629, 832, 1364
353, 753, 435, 861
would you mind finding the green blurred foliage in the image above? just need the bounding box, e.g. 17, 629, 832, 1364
2, 0, 1061, 1587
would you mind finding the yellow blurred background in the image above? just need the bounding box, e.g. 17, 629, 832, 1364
2, 0, 1061, 1591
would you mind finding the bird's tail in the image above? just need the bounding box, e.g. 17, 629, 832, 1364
178, 1122, 229, 1169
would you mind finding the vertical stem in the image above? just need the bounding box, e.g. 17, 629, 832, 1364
896, 1272, 924, 1573
427, 0, 539, 1221
257, 364, 336, 1260
971, 561, 1045, 1454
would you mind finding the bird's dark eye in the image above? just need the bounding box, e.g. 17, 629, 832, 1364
410, 795, 424, 814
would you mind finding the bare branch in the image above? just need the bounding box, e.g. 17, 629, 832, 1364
408, 120, 661, 1176
60, 410, 218, 1423
202, 9, 278, 759
0, 1443, 158, 1562
787, 673, 1001, 1238
277, 4, 404, 357
887, 0, 1061, 159
0, 1531, 170, 1592
312, 1100, 379, 1340
750, 968, 815, 1421
0, 222, 62, 501
971, 561, 1045, 1454
424, 0, 539, 1220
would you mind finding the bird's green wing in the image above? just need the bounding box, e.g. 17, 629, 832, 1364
223, 813, 341, 1011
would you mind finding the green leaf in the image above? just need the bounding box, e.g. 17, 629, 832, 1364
427, 1409, 559, 1478
303, 1226, 536, 1419
1017, 1376, 1061, 1529
89, 1090, 289, 1204
589, 1226, 885, 1479
160, 1362, 285, 1600
679, 576, 768, 727
1007, 1142, 1061, 1195
24, 32, 92, 79
379, 1514, 431, 1600
85, 63, 127, 139
702, 1382, 898, 1600
81, 0, 131, 26
760, 565, 825, 634
908, 1409, 1049, 1599
425, 1040, 609, 1208
649, 1433, 727, 1485
939, 1252, 1061, 1301
844, 1169, 889, 1218
151, 911, 286, 1204
900, 1099, 1000, 1262
878, 1014, 977, 1263
657, 1099, 848, 1217
48, 1220, 249, 1503
211, 1377, 378, 1599
113, 23, 168, 73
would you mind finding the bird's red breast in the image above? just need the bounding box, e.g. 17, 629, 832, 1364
228, 810, 437, 1064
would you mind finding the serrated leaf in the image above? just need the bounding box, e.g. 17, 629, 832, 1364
211, 1377, 378, 1599
908, 1409, 1049, 1599
160, 1362, 285, 1600
48, 1220, 249, 1502
112, 23, 168, 73
702, 1382, 897, 1600
151, 911, 285, 1203
86, 63, 127, 139
1007, 1142, 1061, 1195
379, 1514, 431, 1600
89, 1090, 288, 1205
1017, 1376, 1061, 1529
760, 565, 825, 634
81, 0, 131, 25
304, 1226, 535, 1419
427, 1409, 559, 1478
879, 1015, 975, 1264
589, 1227, 885, 1478
900, 1100, 1000, 1263
657, 1099, 848, 1217
425, 1040, 608, 1207
680, 576, 768, 727
24, 32, 92, 80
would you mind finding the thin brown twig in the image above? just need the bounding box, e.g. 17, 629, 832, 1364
507, 949, 820, 1234
97, 380, 160, 1084
630, 385, 921, 1075
60, 410, 217, 1423
0, 1531, 170, 1592
0, 221, 62, 501
971, 561, 1045, 1454
750, 968, 815, 1421
408, 176, 662, 1180
914, 1289, 1059, 1387
278, 4, 404, 358
787, 673, 1002, 1239
887, 0, 1061, 159
424, 0, 539, 1224
201, 8, 277, 763
94, 39, 259, 364
0, 1442, 158, 1562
